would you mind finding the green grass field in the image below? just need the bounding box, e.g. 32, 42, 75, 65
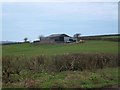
2, 40, 119, 56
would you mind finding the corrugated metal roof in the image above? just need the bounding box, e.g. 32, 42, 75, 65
47, 34, 69, 38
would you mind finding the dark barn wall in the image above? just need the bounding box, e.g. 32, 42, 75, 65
54, 37, 64, 42
59, 37, 64, 41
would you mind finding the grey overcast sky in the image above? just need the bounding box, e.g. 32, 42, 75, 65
2, 1, 118, 41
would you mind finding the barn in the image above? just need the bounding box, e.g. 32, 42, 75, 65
33, 34, 76, 44
47, 34, 70, 43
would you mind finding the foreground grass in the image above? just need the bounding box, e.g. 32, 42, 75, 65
2, 40, 119, 56
2, 67, 119, 88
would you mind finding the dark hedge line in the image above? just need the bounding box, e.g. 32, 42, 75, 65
2, 53, 119, 83
80, 37, 120, 42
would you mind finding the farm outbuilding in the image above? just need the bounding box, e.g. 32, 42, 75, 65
34, 34, 75, 44
47, 34, 70, 43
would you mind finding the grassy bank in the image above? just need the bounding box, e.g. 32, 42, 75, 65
2, 67, 119, 88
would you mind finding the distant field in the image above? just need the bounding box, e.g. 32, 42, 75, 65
101, 36, 120, 38
2, 40, 118, 56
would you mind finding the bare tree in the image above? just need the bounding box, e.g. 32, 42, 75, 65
73, 33, 81, 42
38, 35, 44, 41
24, 37, 28, 42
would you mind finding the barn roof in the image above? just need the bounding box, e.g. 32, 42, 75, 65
47, 34, 70, 38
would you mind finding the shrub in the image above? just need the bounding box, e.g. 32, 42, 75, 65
53, 53, 118, 72
2, 56, 23, 83
23, 55, 47, 73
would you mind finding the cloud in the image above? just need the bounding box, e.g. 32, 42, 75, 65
2, 2, 117, 20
